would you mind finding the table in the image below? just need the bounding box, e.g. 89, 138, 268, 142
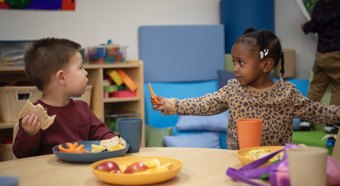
0, 147, 269, 186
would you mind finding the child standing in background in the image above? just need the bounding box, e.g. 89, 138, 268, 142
301, 0, 340, 133
13, 38, 114, 158
151, 27, 340, 150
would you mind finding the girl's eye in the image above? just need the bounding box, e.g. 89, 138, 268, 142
240, 61, 244, 66
232, 60, 236, 65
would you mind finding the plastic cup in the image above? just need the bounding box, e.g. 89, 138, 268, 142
288, 147, 328, 186
236, 119, 262, 149
118, 118, 143, 153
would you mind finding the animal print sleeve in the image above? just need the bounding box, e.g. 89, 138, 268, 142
161, 85, 231, 116
292, 89, 340, 125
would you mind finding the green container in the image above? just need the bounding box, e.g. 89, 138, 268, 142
105, 113, 139, 132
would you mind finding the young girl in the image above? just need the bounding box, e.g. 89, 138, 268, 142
150, 27, 340, 150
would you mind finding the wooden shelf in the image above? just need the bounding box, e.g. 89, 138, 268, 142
103, 97, 140, 103
0, 122, 16, 129
0, 60, 145, 149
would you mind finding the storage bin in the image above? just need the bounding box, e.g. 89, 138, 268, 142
0, 86, 43, 122
88, 45, 127, 64
0, 143, 13, 161
105, 113, 139, 132
72, 85, 93, 106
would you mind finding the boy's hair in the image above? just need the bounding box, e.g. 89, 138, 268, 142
235, 27, 286, 80
24, 38, 81, 90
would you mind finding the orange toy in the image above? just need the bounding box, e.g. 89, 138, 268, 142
148, 82, 160, 104
115, 68, 137, 91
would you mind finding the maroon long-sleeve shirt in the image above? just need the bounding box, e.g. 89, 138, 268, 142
13, 99, 114, 158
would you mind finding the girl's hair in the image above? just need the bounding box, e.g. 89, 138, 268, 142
235, 27, 286, 81
24, 38, 81, 90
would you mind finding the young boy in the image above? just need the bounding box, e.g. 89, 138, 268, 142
301, 0, 340, 133
13, 38, 114, 158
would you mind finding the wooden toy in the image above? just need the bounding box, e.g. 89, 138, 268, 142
115, 69, 137, 91
105, 69, 123, 86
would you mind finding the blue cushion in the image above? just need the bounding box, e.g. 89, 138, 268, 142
217, 70, 274, 89
217, 70, 235, 89
273, 78, 309, 97
144, 81, 218, 128
175, 110, 229, 132
139, 25, 225, 82
293, 118, 301, 131
163, 132, 221, 148
220, 132, 228, 149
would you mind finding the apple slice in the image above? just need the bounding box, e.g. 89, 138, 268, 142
124, 162, 149, 174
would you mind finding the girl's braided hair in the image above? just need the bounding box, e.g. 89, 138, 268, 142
235, 27, 286, 82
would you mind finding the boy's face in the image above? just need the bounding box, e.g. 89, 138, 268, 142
231, 42, 264, 87
64, 52, 88, 97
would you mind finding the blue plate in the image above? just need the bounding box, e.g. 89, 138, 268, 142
52, 140, 129, 163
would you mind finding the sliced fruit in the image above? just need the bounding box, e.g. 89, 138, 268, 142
143, 158, 161, 168
91, 144, 106, 153
108, 144, 124, 151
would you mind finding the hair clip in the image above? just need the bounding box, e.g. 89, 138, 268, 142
260, 49, 269, 59
280, 75, 286, 84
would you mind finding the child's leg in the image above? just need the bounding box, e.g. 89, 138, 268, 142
320, 51, 340, 133
306, 52, 330, 102
327, 51, 340, 106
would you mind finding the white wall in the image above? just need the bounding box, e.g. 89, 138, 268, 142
0, 0, 316, 79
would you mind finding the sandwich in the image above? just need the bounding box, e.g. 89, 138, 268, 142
18, 100, 56, 130
100, 136, 127, 149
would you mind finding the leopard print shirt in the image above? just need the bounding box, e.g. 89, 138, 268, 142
162, 79, 340, 150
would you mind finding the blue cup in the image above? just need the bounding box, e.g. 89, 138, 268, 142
119, 118, 143, 153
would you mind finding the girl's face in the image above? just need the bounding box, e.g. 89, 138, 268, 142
231, 42, 265, 87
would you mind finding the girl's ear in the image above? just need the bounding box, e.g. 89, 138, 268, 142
262, 58, 275, 73
56, 70, 66, 85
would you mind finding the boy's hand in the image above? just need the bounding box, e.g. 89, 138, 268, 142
150, 94, 165, 111
21, 113, 41, 137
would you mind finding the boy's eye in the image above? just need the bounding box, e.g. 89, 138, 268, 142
80, 66, 83, 69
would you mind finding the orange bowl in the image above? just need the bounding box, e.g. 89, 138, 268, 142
90, 156, 183, 185
236, 146, 285, 167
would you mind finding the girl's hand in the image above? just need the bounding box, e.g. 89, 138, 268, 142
21, 113, 41, 137
150, 94, 165, 111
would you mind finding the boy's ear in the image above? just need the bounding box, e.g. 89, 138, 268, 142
262, 58, 274, 73
56, 70, 66, 85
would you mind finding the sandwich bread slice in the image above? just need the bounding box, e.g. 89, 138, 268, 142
100, 136, 127, 149
18, 100, 56, 130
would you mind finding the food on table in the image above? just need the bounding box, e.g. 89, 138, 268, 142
91, 144, 106, 153
108, 144, 124, 151
100, 136, 126, 150
245, 149, 283, 161
18, 100, 56, 130
95, 161, 120, 172
57, 136, 127, 154
58, 142, 90, 153
124, 162, 149, 173
94, 158, 173, 174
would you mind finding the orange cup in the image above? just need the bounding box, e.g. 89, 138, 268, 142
236, 119, 263, 149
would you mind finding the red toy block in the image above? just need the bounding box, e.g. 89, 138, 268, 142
111, 90, 136, 98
